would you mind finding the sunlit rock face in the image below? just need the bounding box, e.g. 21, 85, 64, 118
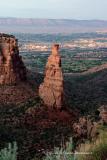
39, 44, 64, 109
0, 34, 26, 85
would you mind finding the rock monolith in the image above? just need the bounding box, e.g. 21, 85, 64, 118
0, 34, 26, 85
39, 44, 63, 109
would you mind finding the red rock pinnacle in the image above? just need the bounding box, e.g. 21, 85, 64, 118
0, 34, 26, 85
39, 44, 64, 109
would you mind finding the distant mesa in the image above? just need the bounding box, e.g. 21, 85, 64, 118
0, 18, 107, 33
0, 33, 26, 85
39, 44, 64, 109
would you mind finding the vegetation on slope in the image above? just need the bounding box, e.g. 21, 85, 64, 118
65, 68, 107, 115
77, 125, 107, 160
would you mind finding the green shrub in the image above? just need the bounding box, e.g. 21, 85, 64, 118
78, 125, 107, 160
0, 142, 17, 160
43, 138, 77, 160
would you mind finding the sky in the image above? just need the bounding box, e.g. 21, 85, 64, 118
0, 0, 107, 20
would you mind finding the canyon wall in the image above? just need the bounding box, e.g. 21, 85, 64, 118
0, 34, 26, 85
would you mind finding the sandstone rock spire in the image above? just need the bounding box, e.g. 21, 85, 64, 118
39, 44, 64, 109
0, 33, 26, 85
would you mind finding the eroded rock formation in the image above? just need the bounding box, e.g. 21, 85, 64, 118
0, 33, 26, 85
98, 106, 107, 124
73, 117, 98, 142
39, 44, 63, 109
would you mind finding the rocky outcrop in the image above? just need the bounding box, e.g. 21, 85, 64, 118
0, 33, 26, 85
73, 117, 98, 141
39, 44, 63, 109
98, 106, 107, 124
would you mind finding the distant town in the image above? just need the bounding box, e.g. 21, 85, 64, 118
19, 37, 107, 52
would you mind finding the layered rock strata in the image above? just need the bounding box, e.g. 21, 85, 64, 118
0, 34, 26, 85
39, 44, 63, 109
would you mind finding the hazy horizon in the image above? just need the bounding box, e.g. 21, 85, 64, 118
0, 17, 107, 21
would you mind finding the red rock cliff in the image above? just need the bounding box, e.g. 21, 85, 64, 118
0, 34, 26, 85
39, 44, 63, 109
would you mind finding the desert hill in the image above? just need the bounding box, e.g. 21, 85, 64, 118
65, 63, 107, 114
